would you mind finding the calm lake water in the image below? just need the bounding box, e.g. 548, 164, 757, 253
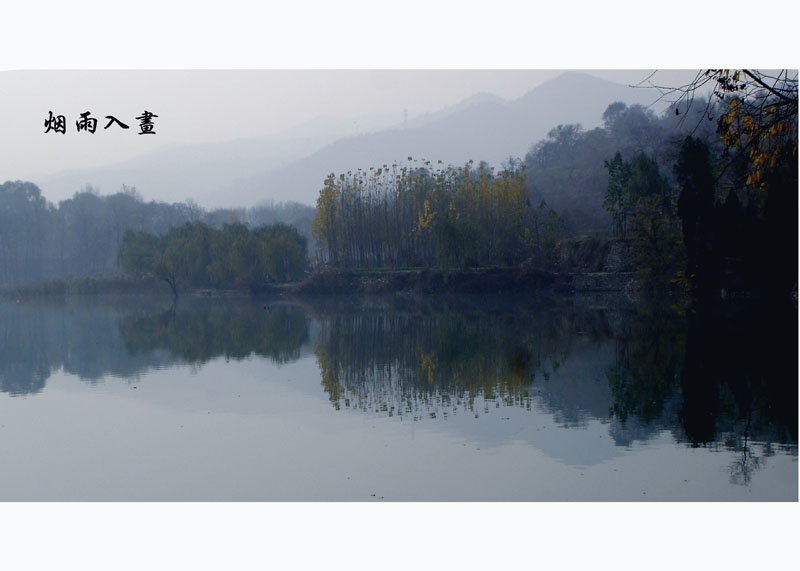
0, 293, 796, 501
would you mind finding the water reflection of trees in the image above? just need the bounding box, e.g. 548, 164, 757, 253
312, 297, 602, 417
606, 298, 798, 477
119, 301, 310, 365
607, 303, 686, 425
3, 294, 797, 475
0, 298, 310, 395
0, 298, 174, 395
681, 301, 797, 447
313, 295, 797, 480
0, 304, 51, 394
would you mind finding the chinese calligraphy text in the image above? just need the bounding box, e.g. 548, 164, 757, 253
44, 111, 157, 134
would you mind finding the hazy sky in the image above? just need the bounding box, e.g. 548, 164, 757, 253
0, 69, 698, 182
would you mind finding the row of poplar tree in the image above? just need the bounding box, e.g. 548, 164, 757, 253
311, 160, 562, 270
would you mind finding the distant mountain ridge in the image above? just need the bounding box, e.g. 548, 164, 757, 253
32, 72, 660, 208
230, 72, 659, 206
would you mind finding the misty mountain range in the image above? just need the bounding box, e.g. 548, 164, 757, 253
32, 72, 659, 209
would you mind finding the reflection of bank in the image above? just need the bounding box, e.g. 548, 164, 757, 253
0, 297, 312, 396
0, 298, 170, 396
1, 295, 796, 481
678, 300, 797, 449
119, 300, 310, 364
312, 300, 666, 466
312, 297, 798, 477
316, 301, 608, 417
314, 302, 564, 414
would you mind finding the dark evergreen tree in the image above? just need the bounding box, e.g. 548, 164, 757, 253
676, 137, 719, 298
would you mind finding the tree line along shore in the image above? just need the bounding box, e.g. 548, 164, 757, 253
2, 71, 796, 302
